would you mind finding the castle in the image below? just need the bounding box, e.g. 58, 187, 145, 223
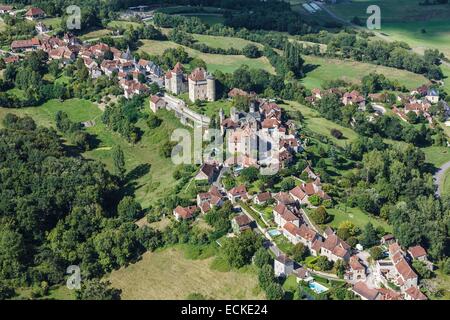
164, 62, 215, 102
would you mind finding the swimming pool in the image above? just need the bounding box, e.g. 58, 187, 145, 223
308, 281, 329, 294
268, 229, 281, 237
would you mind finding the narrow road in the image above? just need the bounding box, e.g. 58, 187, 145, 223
434, 160, 450, 197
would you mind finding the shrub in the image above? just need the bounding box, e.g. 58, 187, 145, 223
330, 128, 343, 139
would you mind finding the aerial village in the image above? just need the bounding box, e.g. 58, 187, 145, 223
1, 5, 447, 302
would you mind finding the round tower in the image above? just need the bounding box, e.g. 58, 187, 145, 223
206, 74, 216, 102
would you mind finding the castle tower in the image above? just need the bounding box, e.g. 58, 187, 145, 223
206, 74, 216, 102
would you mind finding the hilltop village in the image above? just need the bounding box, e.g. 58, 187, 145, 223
1, 1, 450, 302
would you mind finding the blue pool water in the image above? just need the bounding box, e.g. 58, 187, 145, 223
308, 281, 329, 294
268, 229, 281, 237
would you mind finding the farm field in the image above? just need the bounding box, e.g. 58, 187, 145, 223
378, 20, 450, 59
79, 28, 112, 40
0, 99, 185, 209
107, 246, 263, 300
139, 39, 275, 74
327, 0, 450, 23
301, 55, 429, 90
107, 20, 142, 29
192, 34, 263, 50
40, 17, 62, 29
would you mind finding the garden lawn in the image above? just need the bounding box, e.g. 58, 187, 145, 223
301, 55, 429, 91
325, 206, 392, 233
107, 246, 263, 300
139, 39, 275, 74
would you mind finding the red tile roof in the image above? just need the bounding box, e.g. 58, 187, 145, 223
408, 245, 427, 259
234, 214, 252, 227
289, 186, 306, 201
352, 281, 379, 300
256, 192, 271, 202
174, 205, 197, 219
405, 286, 427, 300
189, 67, 207, 81
229, 185, 247, 197
26, 7, 45, 17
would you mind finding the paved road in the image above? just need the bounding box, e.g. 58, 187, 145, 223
434, 160, 450, 196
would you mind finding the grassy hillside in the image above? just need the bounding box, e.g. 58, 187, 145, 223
107, 246, 263, 300
0, 99, 185, 209
281, 100, 359, 147
139, 39, 275, 74
301, 55, 429, 90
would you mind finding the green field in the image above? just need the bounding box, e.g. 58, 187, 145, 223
40, 17, 62, 29
107, 20, 142, 29
325, 206, 392, 233
139, 39, 275, 74
80, 28, 112, 40
423, 146, 450, 168
281, 100, 359, 147
442, 168, 450, 196
107, 246, 263, 300
301, 55, 429, 90
192, 34, 263, 50
328, 0, 450, 23
0, 99, 185, 209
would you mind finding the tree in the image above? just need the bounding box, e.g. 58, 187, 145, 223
112, 146, 126, 179
330, 128, 343, 139
280, 177, 296, 191
412, 260, 433, 279
308, 194, 321, 206
360, 223, 379, 248
76, 279, 121, 300
240, 167, 259, 183
117, 196, 142, 222
265, 282, 284, 300
258, 264, 275, 291
292, 243, 308, 262
147, 113, 162, 129
311, 206, 329, 224
369, 246, 383, 260
316, 256, 333, 271
242, 44, 261, 58
254, 248, 272, 268
223, 232, 262, 268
